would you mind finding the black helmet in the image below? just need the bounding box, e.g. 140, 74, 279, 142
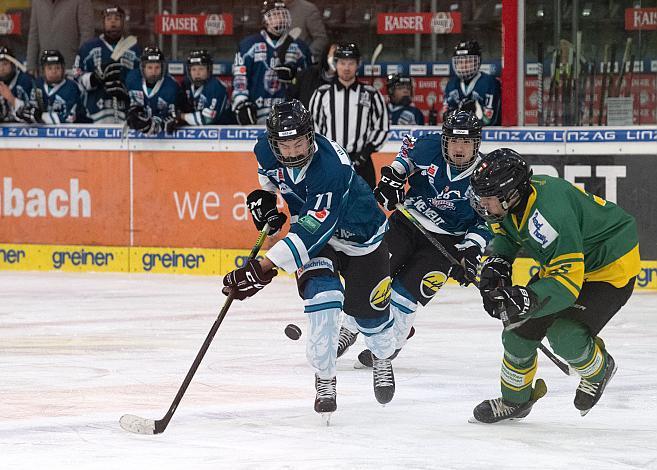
102, 5, 125, 18
140, 46, 165, 83
452, 40, 481, 80
0, 45, 18, 81
187, 49, 212, 86
40, 49, 65, 67
261, 1, 291, 36
0, 45, 16, 62
468, 148, 533, 223
334, 42, 361, 61
441, 111, 482, 171
386, 73, 413, 95
266, 99, 315, 168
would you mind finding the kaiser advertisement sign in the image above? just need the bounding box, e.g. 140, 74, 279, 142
155, 14, 233, 35
377, 12, 461, 35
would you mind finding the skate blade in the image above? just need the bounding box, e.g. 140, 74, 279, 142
580, 409, 591, 417
353, 360, 371, 369
467, 416, 528, 424
320, 412, 333, 426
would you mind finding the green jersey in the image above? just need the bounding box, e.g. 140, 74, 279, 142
490, 175, 640, 317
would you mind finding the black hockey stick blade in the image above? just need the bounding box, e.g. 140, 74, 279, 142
119, 224, 270, 435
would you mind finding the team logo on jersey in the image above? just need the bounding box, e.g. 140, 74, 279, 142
307, 208, 330, 223
484, 108, 494, 120
369, 276, 392, 311
420, 271, 447, 299
427, 164, 438, 177
529, 209, 558, 248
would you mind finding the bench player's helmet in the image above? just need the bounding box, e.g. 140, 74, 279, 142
261, 1, 291, 37
140, 46, 165, 85
452, 40, 481, 81
187, 49, 212, 87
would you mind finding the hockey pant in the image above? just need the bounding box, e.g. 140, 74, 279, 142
499, 277, 635, 403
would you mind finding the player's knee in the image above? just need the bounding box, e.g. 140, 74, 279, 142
302, 275, 343, 301
354, 312, 394, 337
546, 318, 591, 358
502, 329, 540, 362
391, 279, 418, 315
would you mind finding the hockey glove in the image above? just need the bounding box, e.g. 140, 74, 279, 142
89, 71, 103, 89
479, 255, 513, 317
106, 81, 128, 101
246, 189, 288, 236
235, 101, 258, 125
222, 259, 277, 300
273, 63, 297, 83
126, 106, 151, 132
103, 61, 123, 85
485, 285, 538, 328
162, 114, 178, 135
374, 165, 406, 211
449, 244, 481, 287
16, 104, 42, 124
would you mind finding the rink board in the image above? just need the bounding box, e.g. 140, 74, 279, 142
1, 243, 656, 290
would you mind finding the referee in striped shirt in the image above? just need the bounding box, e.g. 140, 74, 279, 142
308, 42, 389, 188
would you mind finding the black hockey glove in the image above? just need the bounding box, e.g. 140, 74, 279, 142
16, 104, 42, 123
246, 189, 288, 236
162, 114, 178, 135
235, 100, 258, 125
485, 285, 538, 329
89, 71, 103, 89
103, 61, 123, 85
222, 259, 277, 300
449, 244, 481, 287
374, 165, 406, 211
273, 63, 297, 83
479, 255, 513, 317
126, 106, 151, 132
106, 80, 128, 101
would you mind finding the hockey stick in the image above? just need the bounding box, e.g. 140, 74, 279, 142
276, 27, 302, 65
597, 45, 610, 126
395, 204, 571, 375
119, 224, 270, 435
109, 35, 137, 124
537, 42, 544, 126
588, 52, 596, 126
615, 38, 632, 98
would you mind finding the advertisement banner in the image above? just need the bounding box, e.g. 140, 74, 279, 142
625, 7, 657, 31
522, 154, 657, 259
0, 13, 21, 35
155, 14, 233, 35
377, 12, 461, 35
132, 151, 261, 248
0, 150, 130, 246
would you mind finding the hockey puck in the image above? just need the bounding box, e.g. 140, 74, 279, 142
284, 323, 302, 340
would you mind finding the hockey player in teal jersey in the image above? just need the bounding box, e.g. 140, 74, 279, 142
339, 111, 493, 367
222, 100, 397, 416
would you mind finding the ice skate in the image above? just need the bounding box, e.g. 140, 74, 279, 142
469, 378, 547, 423
314, 375, 336, 425
372, 355, 395, 404
336, 326, 358, 358
574, 352, 617, 416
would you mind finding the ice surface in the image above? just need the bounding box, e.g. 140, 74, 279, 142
1, 272, 656, 469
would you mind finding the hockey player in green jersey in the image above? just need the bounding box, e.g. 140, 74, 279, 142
467, 148, 640, 423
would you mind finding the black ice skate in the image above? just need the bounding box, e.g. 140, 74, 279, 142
574, 352, 617, 416
314, 374, 337, 415
470, 378, 547, 424
354, 327, 413, 368
336, 326, 358, 358
355, 348, 400, 368
372, 355, 395, 404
